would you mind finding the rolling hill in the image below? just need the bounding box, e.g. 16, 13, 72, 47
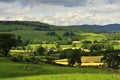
0, 21, 120, 32
76, 24, 120, 32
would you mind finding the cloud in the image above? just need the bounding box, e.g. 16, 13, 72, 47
0, 0, 120, 25
1, 0, 120, 7
0, 0, 87, 7
107, 0, 120, 4
0, 0, 15, 3
2, 0, 115, 7
38, 0, 87, 7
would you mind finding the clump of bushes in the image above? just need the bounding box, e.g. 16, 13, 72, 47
10, 54, 23, 62
10, 54, 39, 64
45, 56, 57, 62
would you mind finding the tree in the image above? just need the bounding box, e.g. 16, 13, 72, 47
71, 49, 82, 67
81, 40, 92, 49
35, 45, 45, 55
47, 49, 54, 56
64, 49, 82, 67
89, 43, 104, 52
72, 43, 76, 47
59, 51, 67, 59
63, 31, 74, 36
101, 52, 120, 69
0, 33, 22, 57
46, 31, 57, 36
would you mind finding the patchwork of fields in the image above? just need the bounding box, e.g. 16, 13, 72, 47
55, 56, 103, 66
0, 23, 120, 80
0, 57, 119, 80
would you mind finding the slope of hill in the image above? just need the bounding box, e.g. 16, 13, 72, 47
77, 24, 120, 32
0, 57, 117, 80
1, 21, 120, 32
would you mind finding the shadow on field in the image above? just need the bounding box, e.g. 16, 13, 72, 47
0, 57, 117, 79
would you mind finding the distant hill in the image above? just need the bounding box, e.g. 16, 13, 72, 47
0, 21, 120, 32
76, 24, 120, 32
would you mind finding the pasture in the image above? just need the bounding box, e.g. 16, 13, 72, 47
0, 57, 119, 80
0, 24, 106, 42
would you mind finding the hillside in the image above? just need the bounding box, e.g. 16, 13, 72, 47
0, 21, 101, 42
76, 24, 120, 32
0, 57, 118, 80
1, 21, 120, 32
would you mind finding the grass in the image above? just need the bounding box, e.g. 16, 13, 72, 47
28, 43, 82, 50
114, 45, 120, 49
0, 24, 106, 42
79, 33, 106, 41
29, 44, 55, 49
3, 74, 119, 80
0, 57, 119, 80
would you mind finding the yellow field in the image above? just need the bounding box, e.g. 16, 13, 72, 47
10, 50, 31, 53
55, 56, 103, 66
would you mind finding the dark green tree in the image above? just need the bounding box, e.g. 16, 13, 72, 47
47, 49, 54, 56
59, 50, 67, 59
65, 49, 82, 67
101, 52, 120, 69
46, 31, 57, 36
35, 45, 45, 55
0, 33, 22, 57
63, 31, 74, 36
89, 43, 104, 52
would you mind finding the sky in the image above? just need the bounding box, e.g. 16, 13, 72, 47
0, 0, 120, 25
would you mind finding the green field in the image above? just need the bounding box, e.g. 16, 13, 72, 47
0, 24, 106, 42
0, 57, 119, 80
3, 74, 119, 80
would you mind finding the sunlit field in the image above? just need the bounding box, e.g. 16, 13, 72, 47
55, 56, 103, 66
0, 57, 119, 80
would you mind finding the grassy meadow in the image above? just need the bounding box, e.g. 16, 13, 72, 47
0, 24, 106, 42
0, 57, 119, 80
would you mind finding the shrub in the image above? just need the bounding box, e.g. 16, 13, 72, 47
10, 54, 23, 62
34, 45, 45, 55
101, 52, 120, 69
10, 55, 39, 64
27, 56, 39, 64
45, 56, 56, 62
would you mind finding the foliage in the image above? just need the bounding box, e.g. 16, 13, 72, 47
47, 49, 54, 56
60, 49, 82, 67
46, 31, 57, 36
72, 43, 76, 47
81, 40, 92, 49
0, 33, 22, 56
59, 50, 67, 59
105, 32, 120, 40
45, 56, 56, 62
34, 45, 45, 55
10, 54, 24, 62
101, 51, 120, 69
89, 43, 104, 52
10, 54, 39, 64
55, 43, 60, 49
63, 31, 75, 36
